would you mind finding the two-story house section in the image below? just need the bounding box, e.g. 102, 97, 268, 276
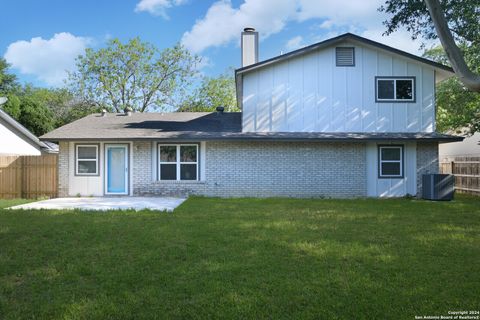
42, 29, 462, 199
235, 30, 461, 197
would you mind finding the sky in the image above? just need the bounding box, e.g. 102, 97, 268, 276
0, 0, 432, 88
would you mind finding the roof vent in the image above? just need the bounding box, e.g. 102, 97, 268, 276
216, 106, 224, 114
336, 47, 355, 66
101, 109, 107, 117
124, 106, 133, 116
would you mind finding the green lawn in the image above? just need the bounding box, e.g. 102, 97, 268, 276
0, 196, 479, 319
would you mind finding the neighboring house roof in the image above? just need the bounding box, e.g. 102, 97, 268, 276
0, 108, 57, 154
40, 112, 462, 142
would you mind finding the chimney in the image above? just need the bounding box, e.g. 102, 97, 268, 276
241, 27, 258, 67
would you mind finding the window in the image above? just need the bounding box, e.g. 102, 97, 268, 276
376, 77, 415, 102
378, 145, 403, 178
158, 144, 198, 181
336, 47, 355, 66
75, 144, 98, 175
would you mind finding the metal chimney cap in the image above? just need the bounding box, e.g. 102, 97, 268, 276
243, 27, 255, 32
216, 106, 225, 113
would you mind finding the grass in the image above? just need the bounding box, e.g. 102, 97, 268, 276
0, 195, 479, 319
0, 198, 33, 209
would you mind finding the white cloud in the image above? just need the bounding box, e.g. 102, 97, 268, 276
361, 28, 435, 55
296, 0, 384, 24
4, 33, 91, 87
285, 36, 304, 51
135, 0, 187, 18
181, 0, 296, 53
181, 0, 429, 56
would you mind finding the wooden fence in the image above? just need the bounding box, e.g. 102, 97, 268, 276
0, 154, 58, 199
440, 156, 480, 195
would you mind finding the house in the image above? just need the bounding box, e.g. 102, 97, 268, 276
40, 30, 462, 198
439, 132, 480, 161
0, 107, 57, 156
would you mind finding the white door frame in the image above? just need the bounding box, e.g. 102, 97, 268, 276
104, 144, 129, 195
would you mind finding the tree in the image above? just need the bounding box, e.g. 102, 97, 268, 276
178, 71, 239, 112
24, 86, 100, 127
379, 0, 480, 92
68, 38, 200, 113
17, 96, 55, 136
423, 46, 480, 134
2, 93, 21, 120
0, 58, 19, 94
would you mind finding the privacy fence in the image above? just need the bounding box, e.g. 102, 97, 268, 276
440, 156, 480, 195
0, 154, 58, 199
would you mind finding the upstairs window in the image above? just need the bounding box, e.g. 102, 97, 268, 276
336, 47, 355, 66
376, 77, 415, 102
378, 145, 403, 178
158, 144, 198, 181
75, 144, 99, 175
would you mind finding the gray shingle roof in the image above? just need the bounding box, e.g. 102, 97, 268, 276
40, 111, 462, 143
41, 112, 242, 141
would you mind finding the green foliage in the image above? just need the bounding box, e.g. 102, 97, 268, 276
0, 55, 98, 134
68, 37, 200, 113
0, 196, 479, 318
2, 93, 21, 120
379, 0, 480, 44
0, 58, 19, 94
17, 96, 55, 136
178, 70, 239, 112
423, 45, 480, 134
23, 86, 101, 127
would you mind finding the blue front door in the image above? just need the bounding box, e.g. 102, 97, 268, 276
106, 145, 128, 194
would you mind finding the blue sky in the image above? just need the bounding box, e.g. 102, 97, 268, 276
1, 0, 429, 88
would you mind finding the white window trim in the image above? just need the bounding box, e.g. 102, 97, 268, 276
75, 144, 99, 176
376, 77, 415, 102
379, 145, 403, 178
158, 144, 199, 181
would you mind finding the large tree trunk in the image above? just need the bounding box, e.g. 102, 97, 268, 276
424, 0, 480, 92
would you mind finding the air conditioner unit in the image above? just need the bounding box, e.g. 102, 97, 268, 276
422, 174, 455, 201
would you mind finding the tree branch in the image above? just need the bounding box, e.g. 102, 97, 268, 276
425, 0, 480, 92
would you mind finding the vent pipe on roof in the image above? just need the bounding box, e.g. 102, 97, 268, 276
101, 109, 107, 117
241, 27, 258, 67
124, 106, 133, 116
216, 106, 224, 115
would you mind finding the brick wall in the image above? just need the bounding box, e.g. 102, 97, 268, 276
58, 141, 69, 197
57, 140, 439, 198
133, 141, 367, 198
416, 141, 439, 196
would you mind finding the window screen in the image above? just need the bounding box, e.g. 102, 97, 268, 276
376, 77, 415, 102
75, 145, 98, 175
378, 146, 403, 178
158, 144, 198, 181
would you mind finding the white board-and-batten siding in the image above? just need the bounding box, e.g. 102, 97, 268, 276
242, 41, 435, 133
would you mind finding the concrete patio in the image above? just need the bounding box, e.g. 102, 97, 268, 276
9, 197, 186, 212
